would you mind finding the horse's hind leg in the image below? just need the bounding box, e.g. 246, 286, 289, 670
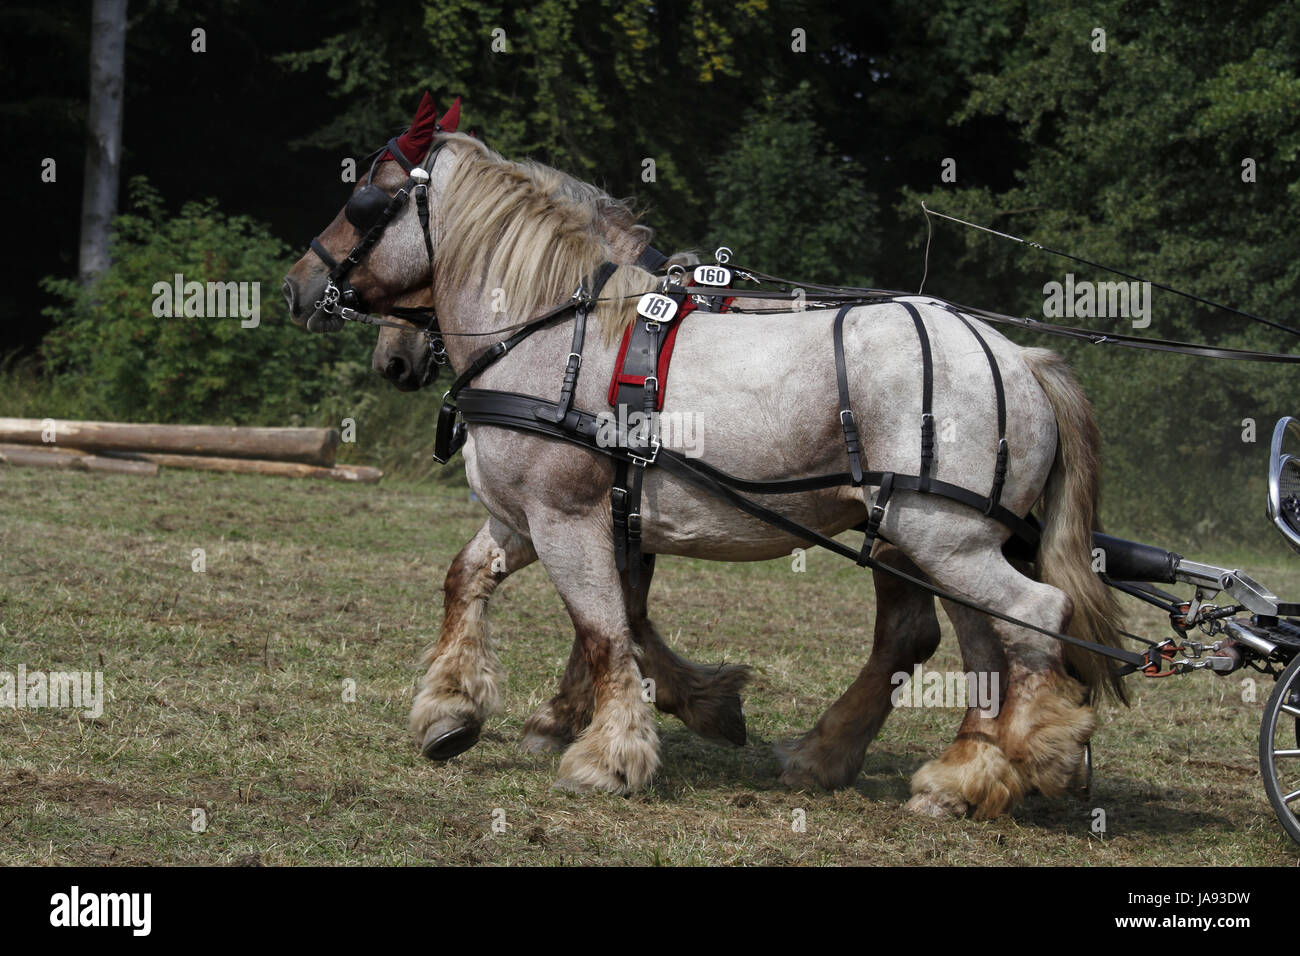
522, 556, 751, 751
410, 517, 536, 760
775, 542, 942, 789
904, 543, 1094, 820
626, 557, 750, 746
520, 637, 596, 753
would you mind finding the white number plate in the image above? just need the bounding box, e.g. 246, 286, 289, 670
636, 293, 678, 322
693, 265, 732, 286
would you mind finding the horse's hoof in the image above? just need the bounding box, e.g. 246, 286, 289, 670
904, 791, 967, 819
520, 731, 569, 754
716, 695, 747, 747
421, 717, 482, 761
551, 776, 592, 794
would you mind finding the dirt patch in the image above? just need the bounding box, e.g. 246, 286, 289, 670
0, 769, 168, 812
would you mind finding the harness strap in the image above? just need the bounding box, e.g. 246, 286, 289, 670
945, 308, 1011, 514
455, 389, 1040, 549
434, 263, 620, 460
553, 307, 587, 424
310, 237, 339, 270
832, 304, 865, 486
635, 245, 669, 273
859, 472, 894, 565
385, 136, 416, 172
612, 459, 630, 571
554, 261, 618, 425
607, 286, 686, 584
451, 387, 1143, 672
899, 302, 936, 493
414, 183, 435, 272
626, 456, 646, 587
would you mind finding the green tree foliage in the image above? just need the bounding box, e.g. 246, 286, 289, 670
908, 0, 1300, 541
39, 178, 373, 425
705, 84, 878, 284
279, 0, 803, 248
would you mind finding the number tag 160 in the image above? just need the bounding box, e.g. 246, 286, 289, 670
693, 265, 732, 286
636, 293, 678, 322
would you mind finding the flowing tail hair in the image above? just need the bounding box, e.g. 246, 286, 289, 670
1022, 348, 1128, 704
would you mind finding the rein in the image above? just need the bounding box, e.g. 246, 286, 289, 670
921, 203, 1300, 340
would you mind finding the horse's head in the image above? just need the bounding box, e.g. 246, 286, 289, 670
283, 92, 461, 353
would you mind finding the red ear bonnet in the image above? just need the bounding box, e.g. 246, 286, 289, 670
381, 91, 445, 164
437, 97, 461, 133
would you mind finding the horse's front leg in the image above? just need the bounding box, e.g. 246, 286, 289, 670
530, 509, 659, 793
521, 555, 750, 752
410, 516, 536, 760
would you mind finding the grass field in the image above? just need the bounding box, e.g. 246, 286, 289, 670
1, 465, 1297, 865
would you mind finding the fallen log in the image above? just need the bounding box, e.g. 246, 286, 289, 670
0, 418, 339, 466
0, 444, 158, 476
99, 450, 382, 483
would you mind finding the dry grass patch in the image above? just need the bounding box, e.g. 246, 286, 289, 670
0, 467, 1297, 864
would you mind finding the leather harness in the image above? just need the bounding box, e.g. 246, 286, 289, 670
435, 269, 1042, 580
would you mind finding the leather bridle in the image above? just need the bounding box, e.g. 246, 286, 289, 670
307, 135, 448, 364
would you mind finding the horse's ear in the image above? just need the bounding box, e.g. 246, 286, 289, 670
437, 97, 461, 133
391, 91, 441, 162
411, 91, 438, 128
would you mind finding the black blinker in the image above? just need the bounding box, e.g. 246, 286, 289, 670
345, 184, 390, 232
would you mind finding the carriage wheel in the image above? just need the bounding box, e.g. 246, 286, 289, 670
1259, 654, 1300, 846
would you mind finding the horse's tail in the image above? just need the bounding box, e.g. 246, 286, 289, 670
1021, 347, 1128, 704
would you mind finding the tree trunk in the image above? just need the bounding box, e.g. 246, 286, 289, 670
101, 451, 384, 483
78, 0, 128, 282
0, 445, 158, 476
0, 418, 340, 466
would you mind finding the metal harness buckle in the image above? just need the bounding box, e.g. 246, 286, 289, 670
570, 283, 592, 309
629, 435, 661, 467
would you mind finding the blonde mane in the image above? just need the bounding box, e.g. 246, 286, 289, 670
434, 133, 658, 341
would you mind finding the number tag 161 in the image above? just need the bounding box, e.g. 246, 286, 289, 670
636, 293, 678, 322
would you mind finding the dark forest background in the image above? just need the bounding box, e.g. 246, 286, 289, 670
2, 0, 1297, 543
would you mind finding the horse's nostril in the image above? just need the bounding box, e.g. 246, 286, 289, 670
283, 279, 297, 314
386, 356, 409, 381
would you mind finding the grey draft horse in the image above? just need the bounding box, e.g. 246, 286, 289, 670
285, 129, 1126, 819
